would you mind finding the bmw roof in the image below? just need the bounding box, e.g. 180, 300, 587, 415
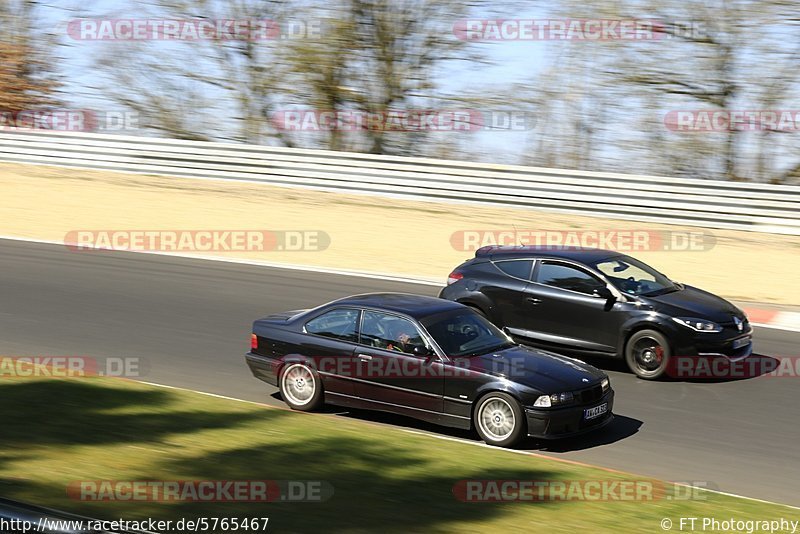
475, 245, 622, 263
331, 293, 464, 319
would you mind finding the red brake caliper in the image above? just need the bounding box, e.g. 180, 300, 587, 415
654, 346, 664, 364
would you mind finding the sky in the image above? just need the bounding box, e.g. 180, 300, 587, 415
32, 1, 800, 175
32, 1, 559, 162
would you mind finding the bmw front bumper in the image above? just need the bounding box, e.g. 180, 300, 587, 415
524, 390, 615, 439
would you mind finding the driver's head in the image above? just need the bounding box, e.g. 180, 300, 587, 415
392, 321, 415, 340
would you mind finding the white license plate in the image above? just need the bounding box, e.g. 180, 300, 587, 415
584, 403, 608, 420
732, 336, 751, 350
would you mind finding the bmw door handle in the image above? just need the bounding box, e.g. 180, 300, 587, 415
358, 354, 373, 361
526, 297, 542, 305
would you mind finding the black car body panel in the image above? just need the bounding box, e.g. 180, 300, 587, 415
439, 246, 753, 363
245, 293, 614, 439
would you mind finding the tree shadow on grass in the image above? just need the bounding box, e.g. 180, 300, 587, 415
132, 436, 566, 533
0, 379, 269, 447
0, 378, 299, 520
0, 379, 602, 533
0, 378, 286, 507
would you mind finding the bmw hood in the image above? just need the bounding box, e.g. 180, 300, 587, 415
468, 345, 606, 393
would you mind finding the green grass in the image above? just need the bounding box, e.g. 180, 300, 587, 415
0, 377, 795, 533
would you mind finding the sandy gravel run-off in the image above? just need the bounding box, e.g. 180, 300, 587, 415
1, 162, 798, 305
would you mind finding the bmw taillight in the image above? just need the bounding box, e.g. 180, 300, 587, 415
447, 271, 464, 285
250, 333, 258, 350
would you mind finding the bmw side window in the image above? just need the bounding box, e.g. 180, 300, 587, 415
537, 262, 605, 295
360, 311, 427, 354
304, 309, 359, 342
493, 260, 534, 280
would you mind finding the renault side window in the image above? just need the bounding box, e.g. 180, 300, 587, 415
493, 260, 534, 280
537, 262, 604, 295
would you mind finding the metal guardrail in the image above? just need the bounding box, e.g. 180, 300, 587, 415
0, 130, 798, 234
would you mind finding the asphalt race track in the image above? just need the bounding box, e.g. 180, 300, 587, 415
2, 238, 799, 506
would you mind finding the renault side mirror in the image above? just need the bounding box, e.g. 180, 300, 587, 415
593, 286, 614, 300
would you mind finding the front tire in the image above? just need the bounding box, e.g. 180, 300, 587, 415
625, 329, 671, 380
280, 362, 324, 411
474, 392, 526, 447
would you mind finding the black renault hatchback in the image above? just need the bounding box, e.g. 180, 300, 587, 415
439, 246, 753, 379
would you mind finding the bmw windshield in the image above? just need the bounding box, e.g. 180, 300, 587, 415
421, 310, 515, 357
593, 255, 678, 297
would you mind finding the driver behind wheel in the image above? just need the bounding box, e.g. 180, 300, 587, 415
386, 320, 421, 353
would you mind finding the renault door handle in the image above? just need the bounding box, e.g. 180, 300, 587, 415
526, 297, 542, 305
358, 354, 373, 361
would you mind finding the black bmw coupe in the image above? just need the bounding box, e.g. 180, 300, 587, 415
246, 293, 613, 447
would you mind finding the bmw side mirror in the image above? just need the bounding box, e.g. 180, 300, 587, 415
413, 345, 434, 358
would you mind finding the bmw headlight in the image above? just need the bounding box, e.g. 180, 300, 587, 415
533, 391, 574, 408
672, 317, 723, 333
601, 378, 610, 392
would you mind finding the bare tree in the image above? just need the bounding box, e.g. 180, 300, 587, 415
89, 0, 290, 143
280, 0, 485, 154
0, 0, 60, 111
523, 0, 800, 182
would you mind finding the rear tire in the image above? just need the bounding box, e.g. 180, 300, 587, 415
625, 329, 671, 380
280, 362, 324, 411
474, 392, 526, 447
